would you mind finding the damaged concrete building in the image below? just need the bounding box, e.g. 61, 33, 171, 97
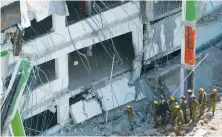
1, 0, 222, 136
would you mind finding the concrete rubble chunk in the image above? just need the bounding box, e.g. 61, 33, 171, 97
210, 126, 217, 130
97, 77, 137, 111
70, 99, 102, 124
194, 128, 208, 136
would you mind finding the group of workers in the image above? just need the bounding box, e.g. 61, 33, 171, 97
124, 88, 218, 131
152, 88, 218, 130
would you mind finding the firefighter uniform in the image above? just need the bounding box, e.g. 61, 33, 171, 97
175, 105, 184, 131
159, 99, 169, 125
180, 95, 189, 123
207, 89, 217, 116
187, 89, 193, 118
153, 100, 158, 128
169, 96, 177, 125
190, 95, 199, 124
126, 105, 134, 130
198, 88, 207, 118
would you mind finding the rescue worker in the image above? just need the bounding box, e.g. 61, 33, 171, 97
153, 100, 159, 128
169, 96, 177, 126
175, 105, 184, 131
158, 99, 169, 125
190, 95, 199, 125
187, 89, 193, 97
207, 89, 217, 116
126, 105, 134, 130
187, 89, 193, 118
180, 95, 189, 123
198, 88, 207, 118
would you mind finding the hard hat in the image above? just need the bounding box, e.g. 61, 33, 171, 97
170, 96, 175, 101
199, 88, 204, 93
212, 89, 217, 93
161, 99, 165, 103
175, 105, 180, 109
187, 89, 192, 93
126, 105, 131, 109
153, 100, 158, 105
181, 95, 185, 99
191, 95, 195, 98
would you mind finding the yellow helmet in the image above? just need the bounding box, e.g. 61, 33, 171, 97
161, 99, 165, 103
153, 100, 158, 105
187, 89, 192, 93
126, 105, 131, 109
212, 89, 217, 92
170, 96, 175, 101
175, 105, 180, 109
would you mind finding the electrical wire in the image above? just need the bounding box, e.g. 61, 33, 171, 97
210, 0, 222, 29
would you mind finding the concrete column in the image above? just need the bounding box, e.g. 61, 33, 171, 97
55, 54, 69, 123
52, 15, 66, 33
55, 54, 69, 89
129, 19, 143, 84
57, 95, 70, 124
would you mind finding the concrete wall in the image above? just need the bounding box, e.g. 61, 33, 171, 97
21, 2, 142, 121
22, 2, 141, 65
143, 12, 182, 64
144, 1, 181, 22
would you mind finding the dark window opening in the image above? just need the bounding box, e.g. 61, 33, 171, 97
23, 16, 53, 41
66, 1, 89, 26
91, 1, 127, 16
68, 32, 135, 90
65, 1, 128, 26
26, 59, 56, 90
69, 90, 89, 105
23, 108, 57, 136
141, 49, 181, 75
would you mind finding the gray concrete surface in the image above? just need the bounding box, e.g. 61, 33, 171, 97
56, 42, 222, 136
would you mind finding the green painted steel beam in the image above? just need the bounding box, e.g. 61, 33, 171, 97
5, 59, 32, 136
186, 0, 196, 21
11, 109, 26, 136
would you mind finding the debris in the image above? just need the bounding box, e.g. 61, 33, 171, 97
204, 119, 209, 124
79, 128, 83, 133
210, 127, 216, 130
137, 112, 144, 118
200, 121, 204, 126
194, 128, 208, 136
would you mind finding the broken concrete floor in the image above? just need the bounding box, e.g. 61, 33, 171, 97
57, 99, 160, 136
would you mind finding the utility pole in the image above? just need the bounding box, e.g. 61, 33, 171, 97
180, 0, 196, 101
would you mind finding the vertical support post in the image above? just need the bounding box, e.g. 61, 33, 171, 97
11, 109, 25, 136
106, 55, 115, 123
180, 0, 196, 101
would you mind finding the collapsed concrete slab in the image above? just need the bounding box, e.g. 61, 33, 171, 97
97, 77, 142, 111
70, 99, 102, 124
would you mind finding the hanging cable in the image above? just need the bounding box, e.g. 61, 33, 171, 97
210, 0, 222, 29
